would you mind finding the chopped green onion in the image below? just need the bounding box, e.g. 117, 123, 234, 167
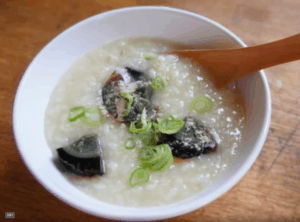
138, 144, 174, 172
128, 110, 159, 146
125, 138, 136, 150
151, 145, 164, 156
150, 128, 160, 145
189, 96, 214, 114
152, 122, 161, 137
129, 117, 152, 134
144, 54, 156, 60
68, 106, 85, 122
152, 122, 159, 129
138, 146, 159, 167
131, 127, 159, 146
150, 155, 173, 171
127, 144, 174, 187
121, 91, 136, 117
150, 144, 173, 172
145, 56, 155, 60
129, 168, 149, 187
81, 107, 105, 128
152, 76, 166, 90
131, 131, 150, 146
158, 115, 184, 134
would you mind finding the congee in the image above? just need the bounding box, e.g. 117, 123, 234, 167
44, 38, 246, 207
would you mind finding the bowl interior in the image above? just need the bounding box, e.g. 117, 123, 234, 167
13, 6, 271, 221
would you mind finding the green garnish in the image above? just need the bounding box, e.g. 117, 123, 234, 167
145, 56, 155, 60
68, 106, 85, 122
150, 154, 173, 171
121, 91, 136, 117
81, 107, 105, 128
126, 139, 174, 187
158, 115, 184, 134
138, 146, 158, 167
68, 106, 105, 127
126, 113, 174, 187
128, 108, 159, 146
138, 144, 174, 172
125, 138, 136, 150
152, 76, 166, 90
129, 117, 152, 134
129, 168, 150, 187
131, 128, 159, 146
152, 122, 159, 130
189, 96, 214, 114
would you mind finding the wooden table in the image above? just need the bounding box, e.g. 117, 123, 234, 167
1, 0, 299, 221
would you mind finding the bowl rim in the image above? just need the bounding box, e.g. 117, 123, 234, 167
12, 6, 272, 221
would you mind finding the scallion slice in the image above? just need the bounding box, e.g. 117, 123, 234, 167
145, 56, 155, 60
150, 144, 173, 172
127, 144, 174, 187
138, 144, 174, 172
189, 96, 214, 114
150, 155, 173, 172
152, 76, 166, 90
130, 121, 160, 146
125, 138, 136, 150
129, 117, 152, 134
81, 107, 105, 128
158, 115, 184, 134
131, 130, 154, 146
152, 122, 159, 129
129, 168, 149, 187
128, 109, 159, 146
138, 146, 159, 167
68, 106, 85, 122
121, 91, 136, 117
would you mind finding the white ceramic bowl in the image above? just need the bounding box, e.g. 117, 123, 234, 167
13, 6, 271, 221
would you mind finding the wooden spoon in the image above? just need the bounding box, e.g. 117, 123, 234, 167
171, 33, 300, 89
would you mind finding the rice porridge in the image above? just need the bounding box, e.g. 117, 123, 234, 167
44, 38, 246, 207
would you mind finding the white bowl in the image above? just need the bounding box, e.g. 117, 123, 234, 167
13, 6, 271, 221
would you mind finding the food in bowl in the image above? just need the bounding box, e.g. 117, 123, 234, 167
44, 38, 246, 207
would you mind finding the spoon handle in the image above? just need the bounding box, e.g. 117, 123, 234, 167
172, 34, 300, 88
238, 33, 300, 74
